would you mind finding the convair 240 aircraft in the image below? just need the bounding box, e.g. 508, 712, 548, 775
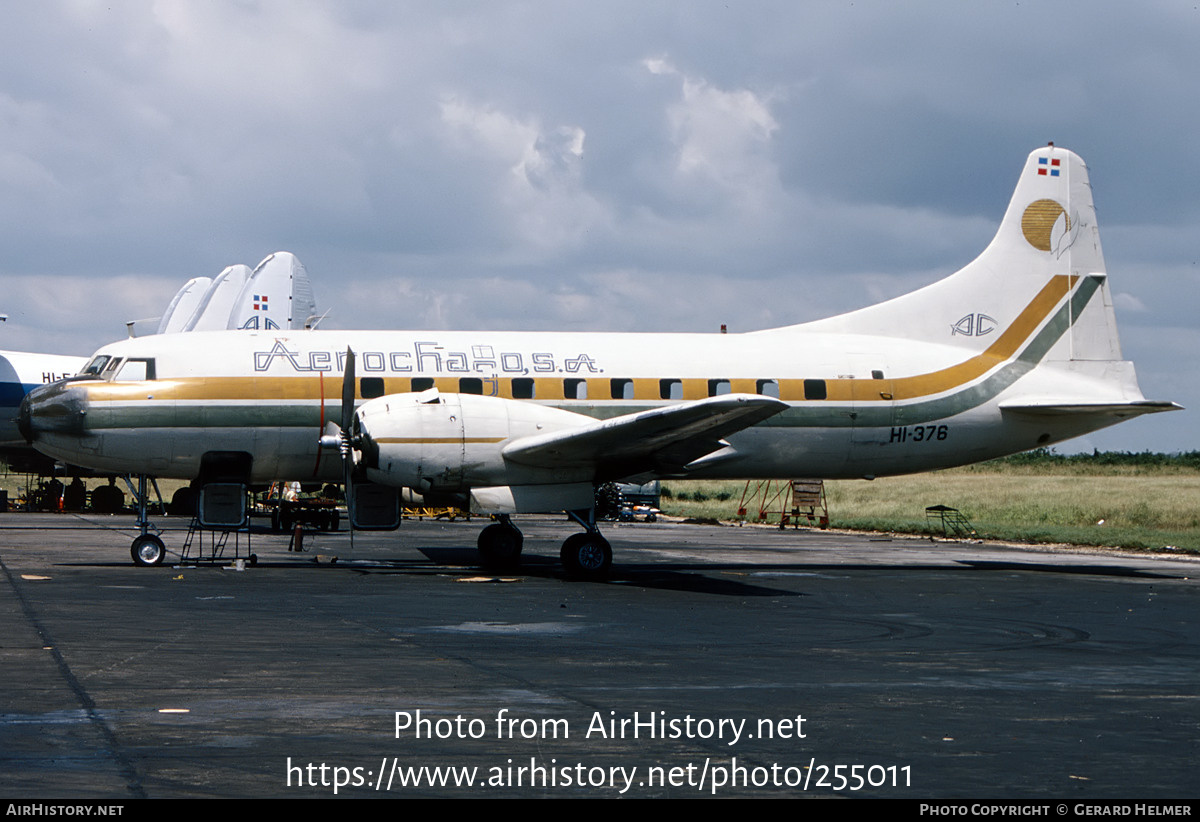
19, 146, 1177, 577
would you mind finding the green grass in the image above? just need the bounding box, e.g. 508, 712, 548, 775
662, 458, 1200, 554
6, 451, 1198, 553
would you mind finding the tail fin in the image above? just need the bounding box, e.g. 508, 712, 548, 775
803, 145, 1122, 363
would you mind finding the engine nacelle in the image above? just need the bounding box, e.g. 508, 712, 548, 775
356, 391, 594, 491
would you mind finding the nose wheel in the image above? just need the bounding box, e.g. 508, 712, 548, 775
131, 534, 166, 566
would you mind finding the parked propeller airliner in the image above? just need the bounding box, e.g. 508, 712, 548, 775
20, 146, 1178, 577
0, 350, 86, 471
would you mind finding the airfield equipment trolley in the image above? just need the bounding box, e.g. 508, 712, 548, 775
925, 505, 977, 539
737, 479, 829, 528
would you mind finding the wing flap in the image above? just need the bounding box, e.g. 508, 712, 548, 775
503, 394, 788, 475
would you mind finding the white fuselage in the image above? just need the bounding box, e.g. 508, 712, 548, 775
23, 310, 1142, 486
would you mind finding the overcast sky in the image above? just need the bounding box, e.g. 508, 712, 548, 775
0, 1, 1195, 453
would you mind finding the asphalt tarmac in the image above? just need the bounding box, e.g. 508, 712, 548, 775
1, 512, 1197, 799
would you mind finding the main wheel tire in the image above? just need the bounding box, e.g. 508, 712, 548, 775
560, 533, 612, 579
478, 522, 524, 571
130, 534, 166, 567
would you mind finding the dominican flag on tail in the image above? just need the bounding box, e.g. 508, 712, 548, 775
1037, 157, 1061, 176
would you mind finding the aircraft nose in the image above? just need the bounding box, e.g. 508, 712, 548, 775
18, 382, 89, 443
16, 392, 31, 443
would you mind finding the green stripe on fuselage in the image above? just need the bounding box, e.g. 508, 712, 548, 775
80, 277, 1099, 434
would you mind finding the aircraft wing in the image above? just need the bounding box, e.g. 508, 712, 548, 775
999, 399, 1182, 418
502, 393, 788, 478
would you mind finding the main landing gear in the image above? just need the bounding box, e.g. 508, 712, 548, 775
474, 511, 613, 580
561, 509, 612, 578
560, 532, 612, 578
477, 514, 524, 571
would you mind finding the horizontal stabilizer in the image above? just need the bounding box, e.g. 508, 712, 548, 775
999, 399, 1182, 418
503, 394, 788, 476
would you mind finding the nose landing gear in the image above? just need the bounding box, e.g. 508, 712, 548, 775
130, 533, 166, 566
126, 474, 168, 566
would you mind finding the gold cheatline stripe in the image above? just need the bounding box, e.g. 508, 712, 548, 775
79, 275, 1075, 407
373, 437, 507, 445
820, 274, 1075, 402
890, 274, 1075, 399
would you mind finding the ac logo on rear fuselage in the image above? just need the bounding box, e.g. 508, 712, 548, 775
952, 313, 996, 337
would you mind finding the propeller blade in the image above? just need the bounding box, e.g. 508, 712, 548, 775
341, 347, 356, 436
342, 347, 356, 550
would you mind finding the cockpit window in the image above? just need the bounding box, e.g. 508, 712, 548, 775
114, 358, 156, 381
79, 355, 111, 377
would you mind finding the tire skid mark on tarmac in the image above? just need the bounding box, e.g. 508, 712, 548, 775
0, 554, 148, 799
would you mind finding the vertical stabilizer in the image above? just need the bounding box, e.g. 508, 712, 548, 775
801, 145, 1123, 363
183, 265, 253, 332
228, 252, 318, 331
156, 277, 212, 334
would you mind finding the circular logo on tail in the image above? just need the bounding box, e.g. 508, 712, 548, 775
1021, 199, 1069, 252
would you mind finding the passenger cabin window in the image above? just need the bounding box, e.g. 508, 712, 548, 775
411, 377, 434, 392
872, 370, 885, 380
756, 379, 780, 398
610, 379, 633, 400
564, 379, 587, 399
360, 377, 385, 399
659, 379, 682, 400
459, 378, 483, 395
803, 379, 827, 400
114, 358, 156, 381
708, 379, 731, 397
512, 378, 534, 399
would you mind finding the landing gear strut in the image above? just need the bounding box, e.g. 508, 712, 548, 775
477, 514, 523, 571
125, 474, 167, 566
561, 509, 612, 579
